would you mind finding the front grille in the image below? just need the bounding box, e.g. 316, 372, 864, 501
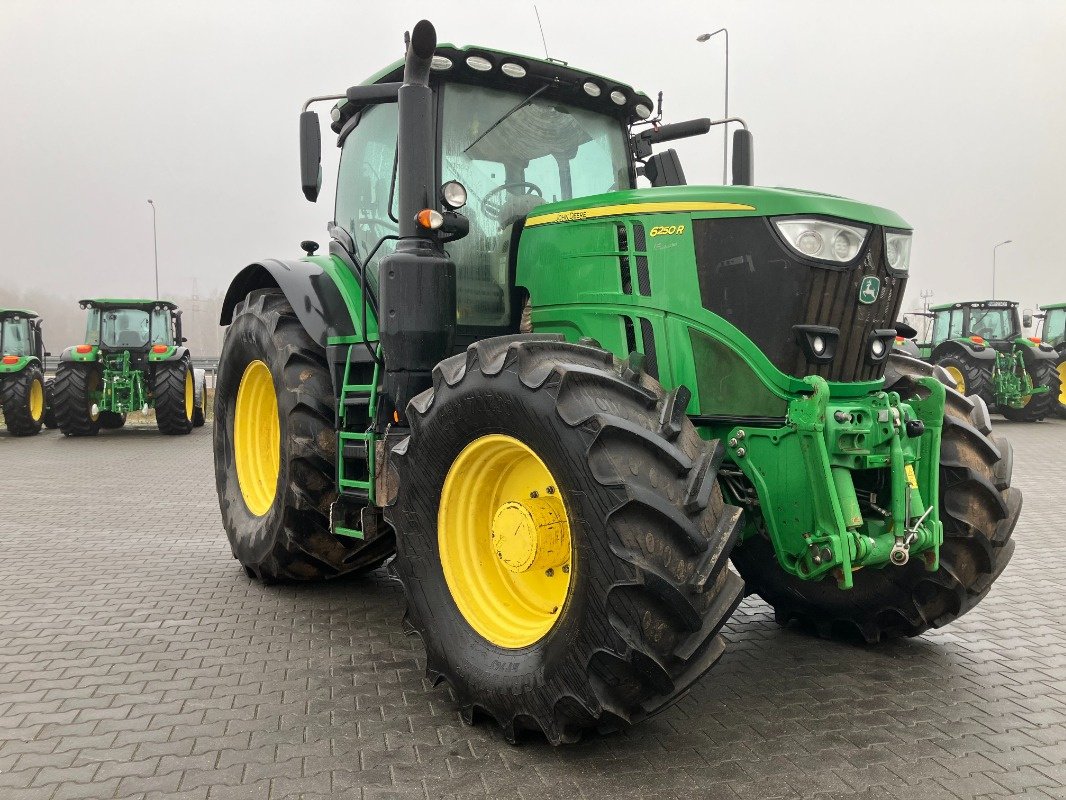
694, 217, 906, 383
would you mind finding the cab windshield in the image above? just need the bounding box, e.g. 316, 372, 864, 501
967, 308, 1018, 340
1043, 308, 1066, 346
88, 308, 172, 349
0, 318, 31, 357
441, 83, 631, 327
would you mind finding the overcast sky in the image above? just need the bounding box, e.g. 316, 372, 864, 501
2, 0, 1063, 320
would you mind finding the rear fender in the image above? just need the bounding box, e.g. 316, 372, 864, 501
147, 345, 190, 363
931, 340, 995, 365
1018, 341, 1059, 366
220, 259, 358, 348
59, 345, 99, 363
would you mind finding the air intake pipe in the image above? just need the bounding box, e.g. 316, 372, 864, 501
378, 19, 457, 421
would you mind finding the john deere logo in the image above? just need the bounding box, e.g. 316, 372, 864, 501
859, 276, 881, 304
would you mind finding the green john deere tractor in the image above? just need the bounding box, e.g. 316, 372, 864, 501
921, 299, 1060, 422
54, 299, 206, 436
1036, 302, 1066, 417
213, 20, 1020, 744
0, 308, 56, 435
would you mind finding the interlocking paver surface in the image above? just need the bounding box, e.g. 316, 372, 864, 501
1, 419, 1064, 800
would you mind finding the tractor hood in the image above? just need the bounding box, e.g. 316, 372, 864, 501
524, 185, 910, 230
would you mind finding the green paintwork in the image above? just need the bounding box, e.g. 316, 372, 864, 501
147, 345, 178, 361
63, 345, 99, 363
525, 185, 911, 230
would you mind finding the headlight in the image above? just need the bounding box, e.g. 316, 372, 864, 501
884, 230, 912, 272
773, 218, 869, 264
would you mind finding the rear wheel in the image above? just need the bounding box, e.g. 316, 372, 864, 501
1057, 351, 1066, 419
1000, 359, 1060, 422
153, 360, 194, 435
214, 289, 393, 582
192, 368, 206, 427
934, 353, 993, 407
53, 362, 102, 437
388, 335, 744, 744
731, 354, 1019, 643
0, 365, 45, 436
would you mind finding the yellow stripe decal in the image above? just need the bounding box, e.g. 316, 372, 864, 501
524, 201, 756, 227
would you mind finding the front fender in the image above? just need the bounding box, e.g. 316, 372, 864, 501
220, 259, 358, 348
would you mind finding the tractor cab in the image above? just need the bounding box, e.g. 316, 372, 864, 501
1038, 303, 1066, 348
929, 300, 1023, 351
82, 299, 181, 352
0, 309, 45, 364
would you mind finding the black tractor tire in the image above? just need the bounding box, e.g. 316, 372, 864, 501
730, 354, 1019, 643
934, 352, 993, 408
153, 360, 194, 435
214, 289, 393, 582
53, 362, 102, 437
0, 365, 45, 436
99, 411, 127, 430
42, 378, 58, 429
1000, 359, 1060, 423
387, 335, 745, 744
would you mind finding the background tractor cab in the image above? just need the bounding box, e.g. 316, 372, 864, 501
924, 299, 1060, 421
0, 309, 54, 436
1035, 302, 1066, 417
54, 299, 206, 436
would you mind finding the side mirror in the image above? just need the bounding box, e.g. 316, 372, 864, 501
732, 129, 754, 186
300, 110, 322, 202
1023, 312, 1033, 328
181, 337, 188, 343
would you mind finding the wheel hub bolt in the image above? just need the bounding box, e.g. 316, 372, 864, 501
736, 447, 746, 458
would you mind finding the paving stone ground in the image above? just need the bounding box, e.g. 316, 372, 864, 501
1, 417, 1064, 800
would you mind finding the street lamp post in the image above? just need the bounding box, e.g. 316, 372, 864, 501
147, 199, 159, 300
696, 28, 729, 184
992, 239, 1012, 300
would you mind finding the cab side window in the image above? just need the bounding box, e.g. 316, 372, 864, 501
334, 104, 400, 290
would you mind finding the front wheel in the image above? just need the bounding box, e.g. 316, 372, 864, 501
387, 335, 744, 744
0, 365, 46, 436
213, 289, 393, 582
732, 354, 1019, 642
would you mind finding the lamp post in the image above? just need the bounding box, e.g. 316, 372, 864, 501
696, 28, 729, 184
147, 199, 159, 300
992, 239, 1012, 300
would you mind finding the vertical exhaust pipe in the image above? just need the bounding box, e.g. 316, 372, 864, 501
378, 19, 457, 420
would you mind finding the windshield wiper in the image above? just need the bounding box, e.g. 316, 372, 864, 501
464, 83, 551, 153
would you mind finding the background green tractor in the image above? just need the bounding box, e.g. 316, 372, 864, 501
54, 299, 206, 436
922, 299, 1060, 422
0, 308, 56, 435
1035, 302, 1066, 417
213, 20, 1019, 743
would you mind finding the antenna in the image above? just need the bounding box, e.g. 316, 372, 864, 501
533, 5, 550, 59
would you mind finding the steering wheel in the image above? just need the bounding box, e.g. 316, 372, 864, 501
481, 182, 543, 221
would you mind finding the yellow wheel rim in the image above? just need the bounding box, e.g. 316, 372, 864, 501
944, 365, 966, 394
28, 378, 43, 421
234, 360, 280, 517
1059, 361, 1066, 405
184, 369, 194, 421
439, 434, 573, 649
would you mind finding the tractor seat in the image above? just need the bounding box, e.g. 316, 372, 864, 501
497, 194, 546, 230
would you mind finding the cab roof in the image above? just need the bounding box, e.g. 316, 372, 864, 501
79, 298, 178, 312
930, 300, 1018, 312
0, 308, 38, 320
331, 42, 653, 135
1039, 302, 1066, 311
